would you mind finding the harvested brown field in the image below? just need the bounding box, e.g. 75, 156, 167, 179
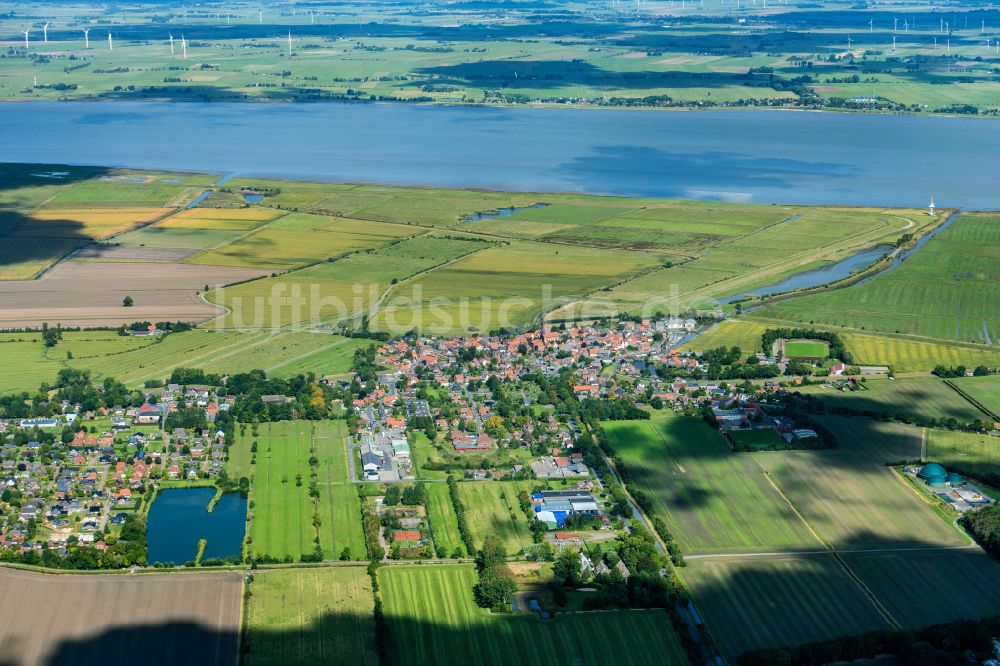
0, 568, 242, 666
0, 261, 267, 328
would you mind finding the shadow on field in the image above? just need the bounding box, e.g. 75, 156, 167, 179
0, 163, 113, 277
37, 622, 239, 666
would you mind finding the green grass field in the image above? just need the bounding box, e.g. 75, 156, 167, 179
753, 417, 965, 550
604, 414, 818, 555
949, 376, 1000, 417
379, 564, 689, 666
842, 549, 1000, 630
454, 481, 542, 555
246, 567, 377, 666
783, 339, 829, 359
313, 421, 367, 561
425, 483, 465, 557
761, 212, 1000, 344
685, 318, 1000, 373
250, 421, 317, 562
927, 429, 1000, 478
796, 378, 987, 424
684, 554, 892, 659
2, 330, 365, 394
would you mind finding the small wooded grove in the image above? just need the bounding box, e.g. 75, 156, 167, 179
738, 616, 1000, 666
960, 504, 1000, 557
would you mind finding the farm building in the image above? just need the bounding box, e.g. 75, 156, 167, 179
532, 490, 601, 528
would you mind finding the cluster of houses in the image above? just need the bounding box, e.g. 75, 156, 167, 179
0, 384, 235, 557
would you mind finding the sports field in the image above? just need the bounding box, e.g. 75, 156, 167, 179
761, 212, 1000, 344
245, 567, 377, 666
454, 481, 542, 555
603, 414, 818, 555
250, 421, 317, 562
783, 339, 829, 359
379, 564, 690, 666
796, 378, 986, 424
313, 421, 366, 561
425, 483, 465, 556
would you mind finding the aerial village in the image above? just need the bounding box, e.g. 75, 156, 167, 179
1, 315, 946, 559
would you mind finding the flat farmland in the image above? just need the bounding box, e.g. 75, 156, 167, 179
454, 481, 541, 555
950, 375, 1000, 417
251, 421, 317, 562
0, 568, 241, 666
843, 549, 1000, 629
927, 429, 1000, 477
0, 260, 266, 328
603, 415, 818, 554
191, 333, 367, 378
245, 567, 377, 666
425, 483, 464, 556
681, 320, 769, 355
313, 421, 366, 561
752, 420, 965, 550
603, 207, 925, 312
683, 554, 892, 660
374, 240, 657, 335
761, 212, 1000, 344
0, 329, 358, 394
379, 564, 689, 666
207, 236, 489, 330
783, 339, 829, 358
795, 378, 985, 424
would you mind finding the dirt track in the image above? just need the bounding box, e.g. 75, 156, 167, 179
0, 262, 267, 328
0, 568, 242, 666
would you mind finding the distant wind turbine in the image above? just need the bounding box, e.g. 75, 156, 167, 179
169, 33, 174, 55
181, 34, 187, 59
43, 22, 49, 43
82, 28, 90, 49
108, 32, 113, 51
259, 9, 263, 23
287, 30, 292, 56
22, 28, 30, 49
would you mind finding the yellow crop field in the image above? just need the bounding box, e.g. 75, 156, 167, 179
159, 207, 285, 230
15, 207, 167, 238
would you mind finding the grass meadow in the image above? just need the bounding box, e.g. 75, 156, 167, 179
761, 212, 1000, 344
250, 421, 317, 562
950, 375, 1000, 417
313, 421, 367, 561
246, 567, 377, 666
425, 483, 465, 557
795, 378, 987, 424
927, 428, 1000, 477
454, 481, 542, 555
379, 564, 690, 666
603, 414, 819, 555
684, 554, 892, 659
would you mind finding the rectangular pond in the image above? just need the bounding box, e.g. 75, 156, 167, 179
146, 486, 246, 566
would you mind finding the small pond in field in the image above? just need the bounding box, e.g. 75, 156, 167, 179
146, 487, 246, 565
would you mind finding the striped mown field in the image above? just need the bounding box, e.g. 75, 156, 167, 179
246, 567, 377, 666
379, 564, 689, 666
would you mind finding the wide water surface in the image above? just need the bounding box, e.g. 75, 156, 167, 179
146, 487, 246, 565
2, 103, 999, 208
